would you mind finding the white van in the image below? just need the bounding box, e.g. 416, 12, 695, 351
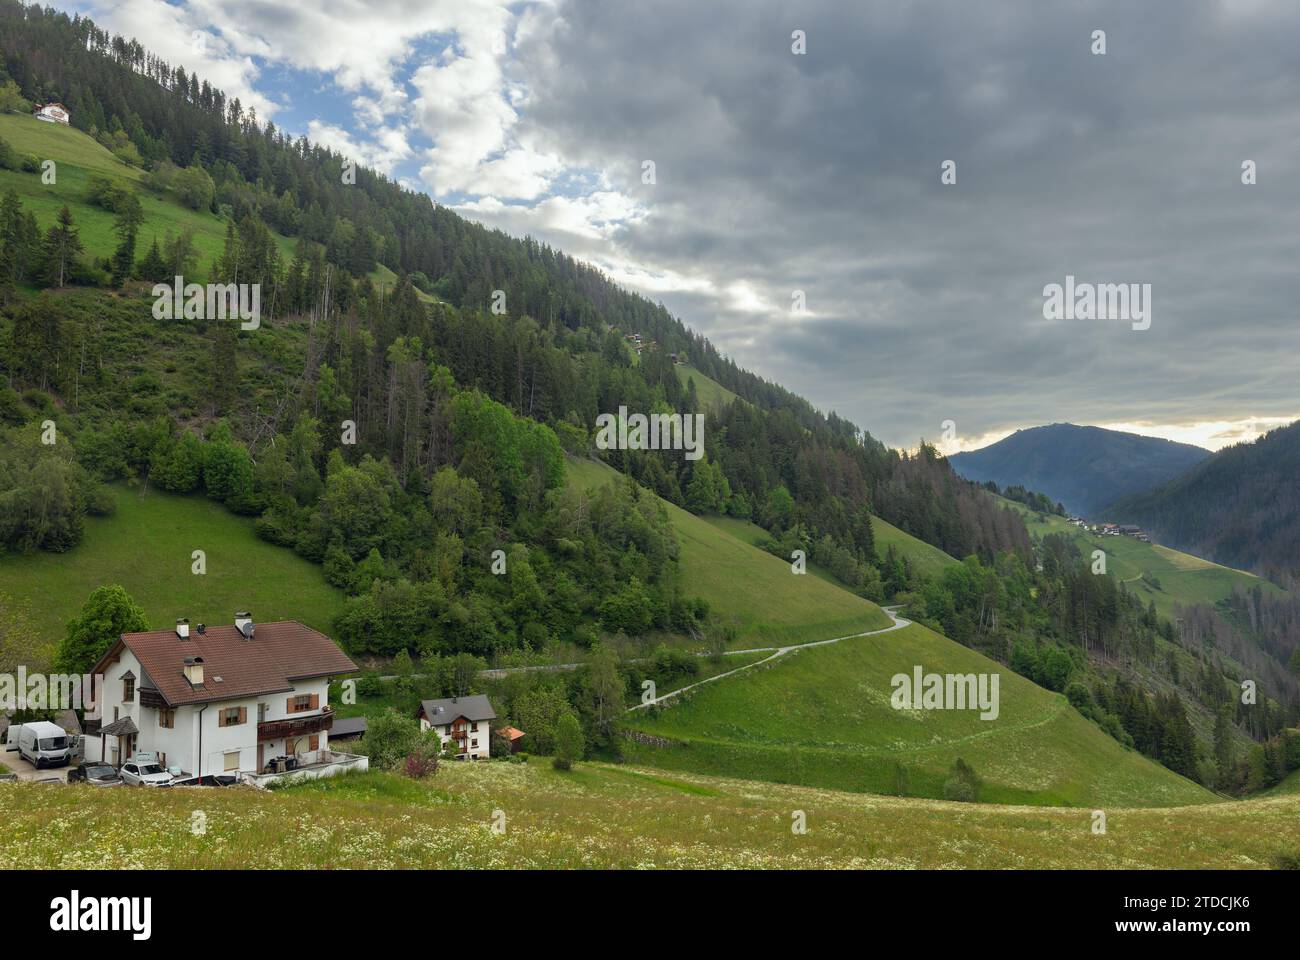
17, 721, 72, 769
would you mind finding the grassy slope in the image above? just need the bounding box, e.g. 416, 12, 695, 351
625, 619, 1215, 808
0, 114, 299, 279
0, 484, 344, 658
675, 363, 740, 411
566, 456, 891, 646
870, 514, 962, 578
1266, 768, 1300, 796
565, 459, 1208, 808
703, 512, 959, 591
2, 761, 1290, 868
1000, 495, 1278, 620
0, 114, 401, 289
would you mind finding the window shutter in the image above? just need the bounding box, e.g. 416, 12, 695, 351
238, 707, 247, 724
218, 711, 227, 728
309, 693, 320, 710
309, 735, 319, 751
287, 696, 296, 713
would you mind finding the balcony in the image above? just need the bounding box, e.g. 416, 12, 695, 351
257, 707, 334, 743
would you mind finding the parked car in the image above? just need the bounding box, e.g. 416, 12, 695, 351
17, 721, 72, 769
171, 775, 239, 788
67, 762, 124, 787
119, 760, 174, 787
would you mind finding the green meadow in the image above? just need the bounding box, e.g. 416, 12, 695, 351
0, 484, 344, 660
566, 455, 892, 647
625, 619, 1215, 808
3, 759, 1292, 869
0, 113, 404, 289
1000, 496, 1278, 619
675, 363, 740, 411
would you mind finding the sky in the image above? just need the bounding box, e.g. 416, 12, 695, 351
50, 0, 1300, 453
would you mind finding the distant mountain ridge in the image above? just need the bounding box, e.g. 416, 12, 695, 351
947, 423, 1209, 517
1106, 420, 1300, 581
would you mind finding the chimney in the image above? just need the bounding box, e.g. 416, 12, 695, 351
235, 611, 254, 640
183, 656, 205, 687
175, 617, 190, 640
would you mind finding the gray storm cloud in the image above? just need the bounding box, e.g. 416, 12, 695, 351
498, 0, 1300, 448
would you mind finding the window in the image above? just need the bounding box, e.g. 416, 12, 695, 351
288, 694, 317, 713
471, 738, 478, 748
159, 709, 175, 729
123, 677, 135, 702
218, 707, 246, 727
223, 751, 240, 772
471, 721, 478, 732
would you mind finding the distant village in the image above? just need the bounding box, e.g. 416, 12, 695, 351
1066, 517, 1151, 543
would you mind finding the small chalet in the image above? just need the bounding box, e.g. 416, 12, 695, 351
417, 695, 497, 759
34, 102, 71, 125
84, 612, 360, 782
496, 726, 526, 754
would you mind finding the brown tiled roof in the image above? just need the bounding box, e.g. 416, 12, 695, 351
96, 621, 356, 708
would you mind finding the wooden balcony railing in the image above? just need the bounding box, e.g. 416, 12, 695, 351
257, 707, 334, 743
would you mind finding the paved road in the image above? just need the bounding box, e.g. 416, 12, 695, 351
628, 606, 912, 711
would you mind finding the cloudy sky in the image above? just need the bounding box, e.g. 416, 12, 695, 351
54, 0, 1300, 451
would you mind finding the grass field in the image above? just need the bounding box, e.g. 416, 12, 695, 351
1, 760, 1292, 869
0, 114, 402, 289
0, 114, 300, 280
870, 514, 962, 578
675, 363, 740, 411
0, 484, 344, 659
566, 456, 892, 646
624, 619, 1215, 808
1000, 496, 1278, 619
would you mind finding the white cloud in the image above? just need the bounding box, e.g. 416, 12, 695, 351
307, 120, 413, 176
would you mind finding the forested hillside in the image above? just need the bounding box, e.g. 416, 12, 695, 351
0, 0, 1027, 653
1107, 421, 1300, 586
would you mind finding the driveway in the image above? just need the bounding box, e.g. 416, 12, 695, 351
0, 748, 70, 782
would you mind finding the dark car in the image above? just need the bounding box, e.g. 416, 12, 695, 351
67, 762, 124, 787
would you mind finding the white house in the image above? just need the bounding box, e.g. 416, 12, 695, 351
416, 695, 497, 759
33, 102, 70, 125
84, 613, 358, 780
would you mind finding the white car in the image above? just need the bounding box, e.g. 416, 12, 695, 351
119, 760, 174, 787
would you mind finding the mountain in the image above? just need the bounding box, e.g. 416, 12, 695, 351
1107, 420, 1300, 583
947, 423, 1209, 517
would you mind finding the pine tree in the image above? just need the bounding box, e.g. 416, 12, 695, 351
110, 192, 144, 286
136, 236, 168, 282
41, 205, 83, 288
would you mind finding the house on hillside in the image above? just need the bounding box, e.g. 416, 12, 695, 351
33, 102, 70, 125
83, 612, 364, 784
417, 695, 498, 759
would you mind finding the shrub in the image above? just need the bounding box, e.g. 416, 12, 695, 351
942, 757, 981, 803
403, 740, 439, 779
354, 709, 419, 771
552, 710, 584, 771
942, 777, 974, 802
